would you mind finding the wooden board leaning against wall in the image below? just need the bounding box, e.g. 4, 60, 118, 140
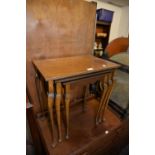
26, 0, 97, 114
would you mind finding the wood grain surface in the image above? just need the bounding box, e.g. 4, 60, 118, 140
26, 0, 97, 113
33, 55, 120, 81
36, 99, 125, 155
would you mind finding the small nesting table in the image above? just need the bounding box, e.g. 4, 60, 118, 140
33, 55, 119, 147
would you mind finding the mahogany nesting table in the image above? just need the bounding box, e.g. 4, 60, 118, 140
33, 55, 120, 147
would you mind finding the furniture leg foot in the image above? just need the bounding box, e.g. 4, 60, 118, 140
98, 118, 102, 123
66, 135, 69, 140
55, 82, 62, 144
51, 142, 57, 148
96, 119, 99, 125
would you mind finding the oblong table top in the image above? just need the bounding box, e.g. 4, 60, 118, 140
33, 55, 120, 81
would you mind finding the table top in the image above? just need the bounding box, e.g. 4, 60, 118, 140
33, 55, 120, 81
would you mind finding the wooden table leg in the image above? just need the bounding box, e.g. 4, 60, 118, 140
98, 73, 111, 123
55, 82, 62, 142
95, 75, 108, 125
100, 71, 115, 122
35, 73, 45, 113
48, 81, 57, 148
64, 84, 70, 139
82, 85, 89, 112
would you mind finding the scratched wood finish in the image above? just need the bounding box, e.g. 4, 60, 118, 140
27, 0, 97, 113
33, 55, 120, 81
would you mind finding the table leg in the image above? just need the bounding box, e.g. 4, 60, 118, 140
95, 75, 108, 125
82, 85, 89, 112
100, 72, 115, 122
64, 84, 70, 139
35, 73, 45, 113
55, 82, 62, 142
48, 81, 56, 148
98, 73, 111, 123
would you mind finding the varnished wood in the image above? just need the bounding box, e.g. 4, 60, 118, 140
33, 55, 119, 144
47, 81, 56, 147
27, 0, 97, 114
98, 73, 112, 123
64, 84, 70, 139
102, 80, 116, 121
100, 72, 116, 122
83, 85, 89, 112
33, 55, 120, 81
95, 71, 116, 124
27, 0, 96, 58
36, 99, 128, 155
35, 73, 45, 112
26, 0, 127, 154
55, 82, 62, 142
95, 75, 108, 124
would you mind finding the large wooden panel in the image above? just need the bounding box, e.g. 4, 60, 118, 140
26, 0, 97, 113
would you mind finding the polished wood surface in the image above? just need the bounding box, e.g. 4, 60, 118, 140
27, 1, 128, 154
33, 55, 120, 145
100, 72, 115, 122
55, 82, 63, 142
47, 81, 56, 147
64, 84, 70, 139
36, 99, 128, 155
33, 55, 120, 81
27, 0, 96, 58
96, 75, 108, 124
27, 0, 97, 114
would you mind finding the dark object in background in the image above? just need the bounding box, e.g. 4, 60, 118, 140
96, 9, 114, 23
89, 81, 102, 98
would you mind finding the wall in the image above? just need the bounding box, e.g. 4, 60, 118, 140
85, 0, 129, 42
118, 6, 129, 37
